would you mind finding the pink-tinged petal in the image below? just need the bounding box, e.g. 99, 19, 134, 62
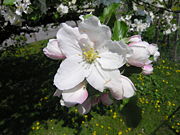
129, 35, 142, 42
127, 45, 150, 67
56, 23, 82, 57
53, 90, 62, 97
78, 16, 111, 49
142, 64, 153, 75
43, 39, 65, 60
86, 63, 110, 92
100, 93, 113, 105
121, 75, 136, 98
97, 52, 125, 70
54, 55, 87, 90
61, 82, 88, 104
78, 98, 92, 114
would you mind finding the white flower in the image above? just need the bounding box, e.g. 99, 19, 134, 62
54, 16, 135, 99
127, 35, 160, 67
57, 4, 69, 14
14, 0, 31, 16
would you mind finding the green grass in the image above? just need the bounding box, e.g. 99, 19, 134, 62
0, 41, 179, 135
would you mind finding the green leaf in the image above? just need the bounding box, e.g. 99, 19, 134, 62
100, 3, 120, 24
112, 20, 128, 41
3, 0, 15, 5
83, 14, 94, 19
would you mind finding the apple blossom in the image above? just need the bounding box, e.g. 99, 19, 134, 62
53, 16, 135, 103
127, 35, 160, 75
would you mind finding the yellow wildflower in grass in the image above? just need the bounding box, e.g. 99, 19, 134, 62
164, 116, 168, 120
92, 131, 96, 135
96, 123, 99, 127
75, 109, 78, 112
118, 131, 123, 135
32, 126, 35, 130
44, 97, 48, 100
101, 125, 104, 128
175, 70, 180, 73
36, 126, 40, 130
36, 121, 40, 126
108, 126, 111, 130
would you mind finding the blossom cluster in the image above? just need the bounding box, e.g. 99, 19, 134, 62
116, 0, 178, 34
43, 15, 160, 114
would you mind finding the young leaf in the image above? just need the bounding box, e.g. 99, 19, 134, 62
3, 0, 15, 5
100, 3, 120, 24
112, 20, 128, 41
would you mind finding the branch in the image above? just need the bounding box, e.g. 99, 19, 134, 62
133, 0, 180, 13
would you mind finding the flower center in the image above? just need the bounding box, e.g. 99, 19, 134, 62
82, 48, 100, 63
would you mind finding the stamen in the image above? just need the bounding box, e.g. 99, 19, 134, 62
82, 48, 100, 63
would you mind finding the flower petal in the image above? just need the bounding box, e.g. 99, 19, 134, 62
78, 98, 92, 114
142, 64, 153, 75
56, 23, 82, 57
121, 75, 136, 98
61, 82, 88, 104
86, 63, 110, 92
43, 39, 65, 60
79, 16, 111, 49
127, 45, 150, 67
97, 52, 125, 70
54, 55, 86, 90
105, 70, 123, 100
105, 40, 133, 60
105, 70, 135, 100
60, 99, 75, 107
129, 35, 142, 42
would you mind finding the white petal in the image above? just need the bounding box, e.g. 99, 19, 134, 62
97, 52, 125, 70
43, 39, 65, 60
62, 82, 88, 104
105, 70, 124, 100
86, 63, 110, 92
105, 70, 135, 100
79, 16, 111, 49
56, 23, 82, 57
121, 75, 136, 98
148, 44, 158, 55
54, 55, 86, 90
105, 40, 133, 59
127, 45, 150, 67
78, 98, 92, 114
129, 35, 142, 42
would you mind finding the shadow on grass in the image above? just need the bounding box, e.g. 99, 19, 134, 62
0, 52, 83, 135
121, 96, 142, 128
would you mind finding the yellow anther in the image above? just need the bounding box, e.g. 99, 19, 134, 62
82, 48, 100, 63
